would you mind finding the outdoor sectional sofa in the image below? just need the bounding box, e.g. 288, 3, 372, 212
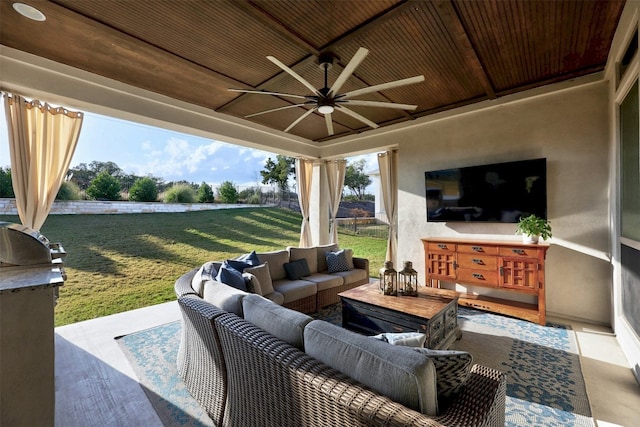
190, 244, 369, 314
174, 267, 507, 427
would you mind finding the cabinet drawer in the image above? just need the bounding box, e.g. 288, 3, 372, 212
428, 242, 456, 253
498, 246, 540, 258
457, 253, 497, 270
458, 243, 498, 255
457, 268, 498, 286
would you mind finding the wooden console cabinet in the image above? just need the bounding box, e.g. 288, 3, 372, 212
422, 238, 549, 325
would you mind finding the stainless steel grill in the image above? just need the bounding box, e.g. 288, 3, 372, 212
0, 221, 67, 426
0, 221, 67, 296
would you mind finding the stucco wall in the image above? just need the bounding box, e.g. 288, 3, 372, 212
394, 82, 611, 325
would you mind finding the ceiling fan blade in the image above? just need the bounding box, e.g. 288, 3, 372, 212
344, 100, 418, 110
284, 108, 316, 133
329, 47, 369, 96
245, 103, 310, 118
267, 56, 320, 95
228, 88, 308, 100
325, 113, 334, 136
342, 75, 425, 99
337, 106, 379, 129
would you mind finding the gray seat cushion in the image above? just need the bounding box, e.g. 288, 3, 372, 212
302, 273, 343, 291
242, 294, 313, 350
328, 268, 368, 285
304, 320, 439, 416
262, 291, 284, 305
271, 279, 317, 304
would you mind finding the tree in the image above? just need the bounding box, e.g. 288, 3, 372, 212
344, 159, 372, 200
86, 171, 121, 200
0, 167, 14, 198
260, 155, 294, 193
197, 182, 215, 203
89, 160, 124, 178
217, 181, 239, 203
69, 163, 93, 190
129, 177, 158, 202
70, 161, 126, 191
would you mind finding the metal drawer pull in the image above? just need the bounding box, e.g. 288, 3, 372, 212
438, 244, 447, 249
472, 273, 484, 279
512, 249, 525, 255
472, 246, 483, 252
472, 258, 484, 265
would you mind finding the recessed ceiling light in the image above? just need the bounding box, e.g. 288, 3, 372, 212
12, 3, 46, 22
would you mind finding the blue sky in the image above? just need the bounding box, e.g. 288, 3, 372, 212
0, 102, 377, 188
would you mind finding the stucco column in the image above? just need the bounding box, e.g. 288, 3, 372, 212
309, 161, 330, 246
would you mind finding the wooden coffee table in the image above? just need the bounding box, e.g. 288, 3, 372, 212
339, 282, 461, 350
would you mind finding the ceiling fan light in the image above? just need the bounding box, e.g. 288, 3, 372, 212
318, 105, 334, 115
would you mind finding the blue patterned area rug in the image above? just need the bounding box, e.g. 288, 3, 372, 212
117, 305, 592, 427
452, 307, 593, 427
116, 322, 214, 427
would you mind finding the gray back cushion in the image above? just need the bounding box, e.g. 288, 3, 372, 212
288, 246, 318, 274
304, 320, 439, 416
256, 250, 289, 281
202, 280, 247, 317
242, 294, 313, 350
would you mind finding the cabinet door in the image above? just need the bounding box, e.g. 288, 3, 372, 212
499, 257, 539, 293
427, 242, 457, 281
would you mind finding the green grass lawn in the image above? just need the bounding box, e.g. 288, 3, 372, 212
1, 208, 386, 326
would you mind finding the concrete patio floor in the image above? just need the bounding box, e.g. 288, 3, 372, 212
54, 301, 640, 427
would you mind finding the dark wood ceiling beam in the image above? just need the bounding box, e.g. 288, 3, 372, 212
437, 0, 496, 99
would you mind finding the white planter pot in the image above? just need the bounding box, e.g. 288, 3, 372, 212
522, 234, 539, 244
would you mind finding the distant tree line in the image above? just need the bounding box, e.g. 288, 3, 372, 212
0, 156, 373, 204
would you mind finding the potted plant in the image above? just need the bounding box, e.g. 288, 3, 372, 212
516, 214, 552, 244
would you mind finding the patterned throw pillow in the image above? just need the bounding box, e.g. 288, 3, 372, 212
326, 249, 350, 273
413, 348, 473, 409
372, 332, 426, 347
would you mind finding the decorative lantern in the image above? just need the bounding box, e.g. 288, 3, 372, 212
399, 261, 419, 297
379, 261, 397, 296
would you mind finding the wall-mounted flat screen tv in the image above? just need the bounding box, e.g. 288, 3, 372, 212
425, 158, 547, 223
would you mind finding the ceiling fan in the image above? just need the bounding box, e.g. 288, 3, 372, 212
229, 47, 425, 136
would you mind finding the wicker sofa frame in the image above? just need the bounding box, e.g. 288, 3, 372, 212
175, 270, 507, 427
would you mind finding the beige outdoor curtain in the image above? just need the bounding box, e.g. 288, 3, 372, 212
3, 93, 83, 231
326, 159, 346, 244
378, 150, 398, 265
295, 158, 314, 247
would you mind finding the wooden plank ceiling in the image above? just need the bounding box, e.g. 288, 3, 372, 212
0, 0, 626, 142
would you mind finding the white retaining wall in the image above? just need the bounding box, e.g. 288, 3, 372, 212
0, 199, 259, 215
